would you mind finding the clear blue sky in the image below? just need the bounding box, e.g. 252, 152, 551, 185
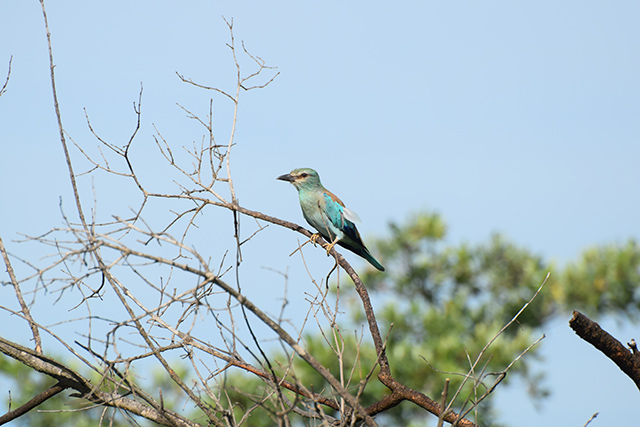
1, 1, 639, 426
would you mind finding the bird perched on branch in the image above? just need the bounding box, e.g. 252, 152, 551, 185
277, 168, 385, 271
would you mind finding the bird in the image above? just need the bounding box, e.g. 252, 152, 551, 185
277, 168, 385, 271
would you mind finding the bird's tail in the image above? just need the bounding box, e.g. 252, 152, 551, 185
339, 241, 385, 271
362, 249, 385, 271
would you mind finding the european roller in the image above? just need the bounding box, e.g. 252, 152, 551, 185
277, 168, 385, 271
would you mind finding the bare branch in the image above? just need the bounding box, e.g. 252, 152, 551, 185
39, 0, 87, 228
0, 55, 12, 98
0, 382, 66, 425
0, 235, 41, 353
3, 9, 547, 426
0, 336, 199, 427
583, 412, 599, 427
570, 311, 640, 391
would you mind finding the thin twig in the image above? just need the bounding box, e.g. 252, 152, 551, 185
39, 0, 87, 228
0, 55, 12, 97
0, 236, 41, 353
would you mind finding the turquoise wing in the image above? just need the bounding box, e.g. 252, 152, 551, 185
322, 192, 362, 244
321, 192, 385, 271
322, 193, 345, 229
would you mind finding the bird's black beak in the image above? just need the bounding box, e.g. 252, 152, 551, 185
277, 173, 294, 182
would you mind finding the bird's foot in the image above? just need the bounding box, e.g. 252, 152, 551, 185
324, 238, 339, 255
309, 233, 322, 246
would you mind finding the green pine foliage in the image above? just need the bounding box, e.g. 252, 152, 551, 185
262, 212, 639, 425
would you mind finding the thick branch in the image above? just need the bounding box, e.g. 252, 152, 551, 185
569, 311, 640, 391
228, 204, 478, 426
0, 382, 66, 425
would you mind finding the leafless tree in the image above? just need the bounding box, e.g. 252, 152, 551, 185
0, 4, 547, 426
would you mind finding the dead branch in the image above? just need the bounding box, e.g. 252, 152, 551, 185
0, 5, 544, 425
0, 336, 199, 427
39, 0, 87, 229
0, 235, 41, 353
0, 382, 66, 425
0, 55, 11, 98
569, 311, 640, 391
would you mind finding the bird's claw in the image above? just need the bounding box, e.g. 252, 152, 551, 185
309, 233, 322, 246
308, 234, 338, 256
324, 239, 338, 255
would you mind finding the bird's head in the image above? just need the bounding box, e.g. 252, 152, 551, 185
277, 168, 322, 191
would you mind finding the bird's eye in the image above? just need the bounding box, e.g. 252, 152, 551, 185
300, 173, 308, 178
